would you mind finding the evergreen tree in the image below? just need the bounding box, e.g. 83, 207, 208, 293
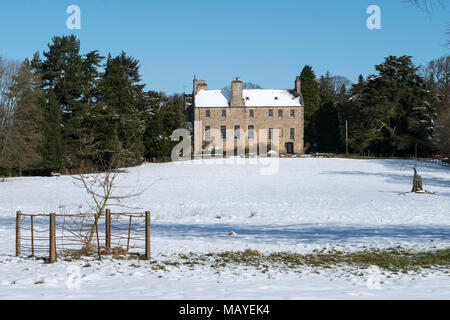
142, 91, 187, 159
336, 84, 352, 153
95, 52, 145, 166
30, 50, 65, 172
351, 56, 437, 156
32, 35, 85, 171
316, 72, 341, 152
69, 50, 105, 169
300, 65, 320, 149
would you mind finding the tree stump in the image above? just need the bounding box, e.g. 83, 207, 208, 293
411, 167, 423, 193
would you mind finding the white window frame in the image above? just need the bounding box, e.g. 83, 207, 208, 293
234, 125, 240, 140
248, 125, 255, 140
290, 109, 295, 118
221, 125, 226, 140
205, 126, 211, 141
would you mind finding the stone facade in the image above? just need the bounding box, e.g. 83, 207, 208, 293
191, 77, 304, 156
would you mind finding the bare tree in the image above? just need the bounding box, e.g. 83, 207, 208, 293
423, 55, 450, 156
330, 76, 351, 94
0, 58, 43, 176
72, 155, 157, 249
435, 108, 450, 156
404, 0, 445, 14
404, 0, 449, 46
447, 26, 450, 48
0, 57, 19, 168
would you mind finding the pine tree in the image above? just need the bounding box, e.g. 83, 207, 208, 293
142, 91, 187, 160
68, 50, 105, 169
351, 56, 437, 156
316, 72, 341, 152
32, 35, 85, 171
300, 65, 320, 149
95, 52, 145, 166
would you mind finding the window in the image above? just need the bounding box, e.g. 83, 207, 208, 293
278, 110, 283, 118
205, 110, 210, 118
245, 97, 250, 101
274, 97, 279, 100
248, 125, 255, 140
221, 109, 226, 118
205, 126, 211, 141
221, 126, 226, 140
290, 128, 295, 140
268, 109, 273, 118
290, 110, 295, 118
234, 125, 240, 139
269, 128, 273, 140
249, 109, 254, 118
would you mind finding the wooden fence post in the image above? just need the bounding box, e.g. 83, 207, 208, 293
30, 215, 34, 257
16, 211, 21, 257
105, 209, 111, 250
49, 213, 56, 263
127, 215, 132, 252
145, 211, 151, 260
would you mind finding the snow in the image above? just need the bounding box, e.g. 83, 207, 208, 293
195, 89, 302, 107
0, 158, 449, 299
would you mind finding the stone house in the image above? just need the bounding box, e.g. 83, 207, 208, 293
187, 76, 304, 156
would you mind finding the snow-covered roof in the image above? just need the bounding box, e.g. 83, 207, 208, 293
195, 89, 303, 108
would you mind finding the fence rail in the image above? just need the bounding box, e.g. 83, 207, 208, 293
339, 154, 450, 167
416, 157, 450, 167
15, 210, 151, 262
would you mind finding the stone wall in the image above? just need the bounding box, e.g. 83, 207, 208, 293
193, 106, 304, 156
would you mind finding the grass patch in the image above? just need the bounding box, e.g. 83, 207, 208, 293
175, 248, 450, 273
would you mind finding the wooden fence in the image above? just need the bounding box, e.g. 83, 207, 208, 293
15, 210, 151, 262
416, 157, 450, 167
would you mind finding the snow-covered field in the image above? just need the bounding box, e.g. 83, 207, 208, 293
0, 158, 449, 299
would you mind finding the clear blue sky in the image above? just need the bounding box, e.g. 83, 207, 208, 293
0, 0, 448, 94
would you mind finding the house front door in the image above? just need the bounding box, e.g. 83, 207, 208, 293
285, 142, 294, 154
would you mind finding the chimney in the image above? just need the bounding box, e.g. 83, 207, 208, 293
295, 76, 302, 95
230, 77, 244, 107
197, 80, 207, 91
193, 75, 198, 95
193, 76, 207, 95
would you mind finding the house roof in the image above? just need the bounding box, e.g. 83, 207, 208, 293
195, 89, 303, 108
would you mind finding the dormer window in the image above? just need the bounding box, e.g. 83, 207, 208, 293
274, 97, 279, 100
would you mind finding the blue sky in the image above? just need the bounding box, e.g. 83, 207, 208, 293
0, 0, 448, 94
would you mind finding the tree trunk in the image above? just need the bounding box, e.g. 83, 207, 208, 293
411, 168, 423, 193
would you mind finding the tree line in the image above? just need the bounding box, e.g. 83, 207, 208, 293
300, 55, 449, 157
0, 35, 186, 176
1, 34, 449, 177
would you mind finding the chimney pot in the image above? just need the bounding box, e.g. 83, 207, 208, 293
230, 77, 244, 107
